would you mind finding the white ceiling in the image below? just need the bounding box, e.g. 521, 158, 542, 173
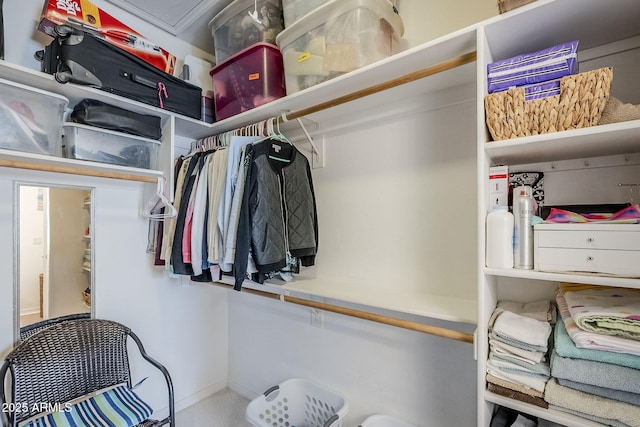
104, 0, 231, 53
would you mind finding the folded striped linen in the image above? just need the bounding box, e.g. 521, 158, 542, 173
554, 314, 640, 370
556, 290, 640, 356
550, 350, 640, 395
564, 286, 640, 340
545, 378, 640, 427
489, 338, 546, 364
489, 351, 550, 377
486, 359, 548, 393
492, 310, 552, 352
558, 378, 640, 407
20, 384, 153, 427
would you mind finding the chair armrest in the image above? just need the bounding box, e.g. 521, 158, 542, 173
128, 331, 175, 427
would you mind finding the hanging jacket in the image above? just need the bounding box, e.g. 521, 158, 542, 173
234, 138, 318, 290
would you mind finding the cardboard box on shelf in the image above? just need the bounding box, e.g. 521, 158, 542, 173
38, 0, 176, 74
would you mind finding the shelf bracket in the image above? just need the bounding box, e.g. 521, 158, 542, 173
287, 114, 324, 168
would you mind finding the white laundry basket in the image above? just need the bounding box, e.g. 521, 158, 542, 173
246, 378, 349, 427
359, 414, 418, 427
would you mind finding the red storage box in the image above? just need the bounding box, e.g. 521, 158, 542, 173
209, 43, 286, 120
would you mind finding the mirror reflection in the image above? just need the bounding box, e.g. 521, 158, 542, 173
18, 185, 93, 329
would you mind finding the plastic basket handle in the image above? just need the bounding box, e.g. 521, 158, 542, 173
324, 414, 340, 427
263, 385, 280, 401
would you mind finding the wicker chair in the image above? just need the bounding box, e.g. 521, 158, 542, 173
19, 312, 90, 342
1, 318, 174, 427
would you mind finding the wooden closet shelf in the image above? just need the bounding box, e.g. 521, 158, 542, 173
0, 157, 160, 183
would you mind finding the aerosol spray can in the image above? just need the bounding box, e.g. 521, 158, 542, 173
513, 186, 534, 269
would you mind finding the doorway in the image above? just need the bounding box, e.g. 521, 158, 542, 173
18, 185, 92, 328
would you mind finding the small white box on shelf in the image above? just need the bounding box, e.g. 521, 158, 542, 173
63, 123, 160, 170
488, 165, 509, 209
0, 78, 68, 157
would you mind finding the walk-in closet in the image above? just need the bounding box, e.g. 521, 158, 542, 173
0, 1, 639, 426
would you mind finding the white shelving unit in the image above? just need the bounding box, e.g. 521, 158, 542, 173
477, 1, 640, 426
2, 1, 640, 423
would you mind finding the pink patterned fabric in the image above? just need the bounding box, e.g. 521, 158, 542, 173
545, 204, 640, 223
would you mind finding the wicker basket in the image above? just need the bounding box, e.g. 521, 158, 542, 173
485, 67, 613, 141
82, 290, 91, 306
498, 0, 537, 13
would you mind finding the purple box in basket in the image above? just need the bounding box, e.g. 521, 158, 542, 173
210, 42, 286, 120
487, 40, 579, 93
493, 78, 561, 101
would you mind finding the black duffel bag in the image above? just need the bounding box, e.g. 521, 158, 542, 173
71, 98, 162, 140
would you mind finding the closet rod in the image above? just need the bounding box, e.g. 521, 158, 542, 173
283, 51, 477, 121
0, 159, 159, 183
213, 282, 474, 344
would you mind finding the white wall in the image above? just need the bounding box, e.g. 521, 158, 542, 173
397, 0, 498, 48
228, 84, 479, 425
229, 293, 477, 426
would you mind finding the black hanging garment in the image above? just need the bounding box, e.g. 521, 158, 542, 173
36, 25, 202, 119
234, 139, 318, 290
0, 0, 4, 60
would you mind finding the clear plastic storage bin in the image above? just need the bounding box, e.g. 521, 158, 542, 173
0, 78, 68, 156
209, 42, 286, 120
282, 0, 330, 27
359, 414, 418, 427
208, 0, 284, 64
275, 0, 404, 94
246, 378, 349, 427
63, 123, 160, 170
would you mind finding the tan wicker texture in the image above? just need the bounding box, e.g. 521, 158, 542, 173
498, 0, 537, 14
485, 67, 613, 141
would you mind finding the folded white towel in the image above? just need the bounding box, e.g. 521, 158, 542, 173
493, 310, 552, 349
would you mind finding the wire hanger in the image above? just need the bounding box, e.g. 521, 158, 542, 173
143, 177, 177, 220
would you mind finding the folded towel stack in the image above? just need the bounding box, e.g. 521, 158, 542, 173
486, 301, 555, 408
545, 283, 640, 426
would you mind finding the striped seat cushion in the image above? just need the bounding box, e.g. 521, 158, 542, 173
21, 385, 153, 427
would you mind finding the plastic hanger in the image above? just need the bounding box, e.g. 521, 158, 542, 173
143, 177, 177, 220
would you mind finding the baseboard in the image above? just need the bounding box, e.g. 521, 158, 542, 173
20, 308, 40, 316
153, 380, 228, 419
227, 379, 259, 401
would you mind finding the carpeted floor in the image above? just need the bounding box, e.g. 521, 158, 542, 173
175, 388, 253, 426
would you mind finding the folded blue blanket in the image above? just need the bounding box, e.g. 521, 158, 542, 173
555, 316, 640, 370
551, 350, 640, 394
